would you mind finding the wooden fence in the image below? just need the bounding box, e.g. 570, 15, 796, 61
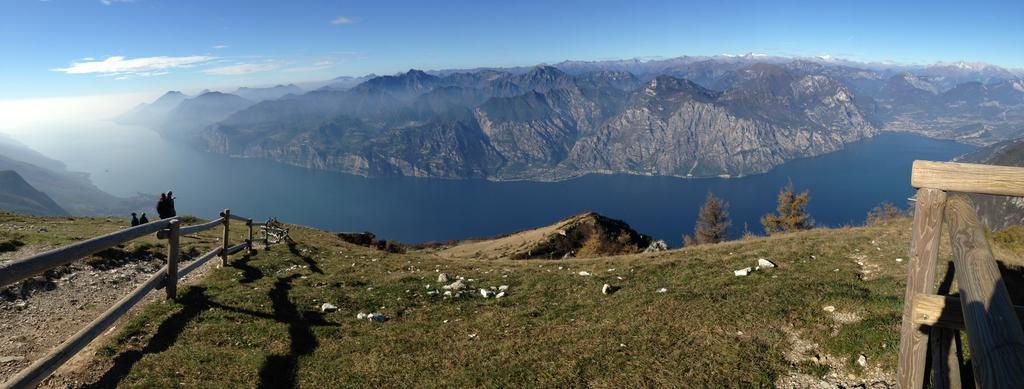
0, 209, 269, 389
899, 161, 1024, 388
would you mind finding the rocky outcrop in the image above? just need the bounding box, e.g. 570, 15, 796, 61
435, 211, 653, 260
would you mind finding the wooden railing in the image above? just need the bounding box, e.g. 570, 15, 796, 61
899, 161, 1024, 388
0, 209, 268, 389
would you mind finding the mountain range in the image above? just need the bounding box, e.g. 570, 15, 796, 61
0, 135, 149, 216
121, 55, 1024, 181
0, 170, 68, 216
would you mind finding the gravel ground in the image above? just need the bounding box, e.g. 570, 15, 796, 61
0, 221, 231, 387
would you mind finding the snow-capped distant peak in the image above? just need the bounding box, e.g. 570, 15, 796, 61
931, 60, 992, 71
1012, 79, 1024, 93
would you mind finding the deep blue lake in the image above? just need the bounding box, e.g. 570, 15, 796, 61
16, 125, 974, 246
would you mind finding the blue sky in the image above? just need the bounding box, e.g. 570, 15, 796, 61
1, 0, 1023, 100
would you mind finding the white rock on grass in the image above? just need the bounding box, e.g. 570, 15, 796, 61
356, 312, 368, 320
656, 287, 668, 293
602, 284, 618, 295
823, 305, 836, 313
496, 292, 506, 298
757, 258, 776, 269
578, 271, 592, 276
896, 258, 904, 263
442, 280, 466, 290
480, 289, 494, 298
734, 267, 752, 277
321, 303, 338, 313
498, 285, 509, 292
438, 273, 450, 283
857, 354, 867, 367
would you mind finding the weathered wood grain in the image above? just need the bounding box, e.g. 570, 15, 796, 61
912, 160, 1024, 197
944, 195, 1024, 388
913, 294, 1024, 330
220, 209, 230, 266
165, 220, 180, 300
898, 188, 947, 389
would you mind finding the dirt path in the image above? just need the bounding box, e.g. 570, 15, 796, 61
0, 233, 226, 387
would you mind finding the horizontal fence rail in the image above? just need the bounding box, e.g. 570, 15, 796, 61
912, 160, 1024, 197
912, 294, 1024, 330
0, 219, 175, 288
0, 209, 269, 389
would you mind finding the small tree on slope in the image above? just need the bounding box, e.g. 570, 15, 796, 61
694, 192, 731, 244
761, 181, 814, 235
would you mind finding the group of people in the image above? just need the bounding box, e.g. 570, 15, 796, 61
130, 191, 176, 227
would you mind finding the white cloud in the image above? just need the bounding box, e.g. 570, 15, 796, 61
331, 16, 355, 25
100, 0, 134, 5
52, 55, 213, 77
212, 44, 228, 49
202, 62, 281, 75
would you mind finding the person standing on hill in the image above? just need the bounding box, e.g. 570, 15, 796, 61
130, 212, 140, 227
139, 213, 149, 224
156, 193, 169, 219
166, 191, 177, 217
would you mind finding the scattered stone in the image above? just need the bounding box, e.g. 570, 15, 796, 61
857, 354, 867, 367
427, 289, 439, 296
896, 258, 903, 263
443, 291, 453, 297
496, 292, 506, 298
443, 280, 466, 290
734, 267, 752, 277
0, 356, 24, 363
480, 289, 494, 298
656, 287, 668, 293
498, 285, 509, 292
823, 305, 836, 313
644, 240, 669, 253
578, 271, 592, 276
757, 258, 776, 269
437, 273, 450, 283
602, 284, 618, 295
468, 333, 477, 339
320, 303, 338, 313
356, 312, 368, 320
367, 313, 388, 322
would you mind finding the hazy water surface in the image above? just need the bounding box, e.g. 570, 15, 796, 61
15, 125, 974, 245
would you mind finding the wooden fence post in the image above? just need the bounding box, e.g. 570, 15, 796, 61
220, 209, 230, 266
165, 219, 180, 300
264, 220, 270, 250
898, 188, 947, 389
944, 195, 1024, 388
247, 219, 254, 255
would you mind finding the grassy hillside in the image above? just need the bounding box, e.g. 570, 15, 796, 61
0, 170, 68, 216
3, 214, 1021, 387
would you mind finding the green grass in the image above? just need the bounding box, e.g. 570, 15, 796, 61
74, 217, 981, 387
5, 211, 1021, 387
